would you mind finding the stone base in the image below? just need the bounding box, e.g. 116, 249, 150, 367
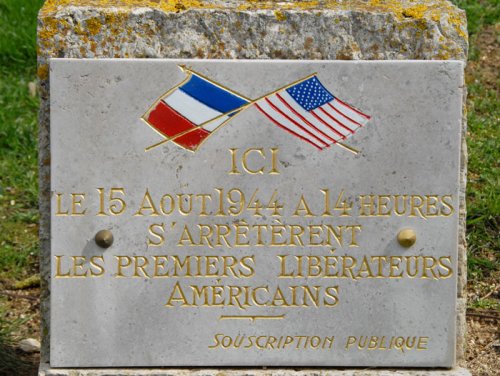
39, 364, 471, 376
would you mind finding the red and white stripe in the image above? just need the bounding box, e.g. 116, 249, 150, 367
255, 91, 371, 150
146, 89, 230, 151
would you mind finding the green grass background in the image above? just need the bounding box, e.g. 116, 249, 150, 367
1, 1, 43, 371
0, 0, 498, 371
0, 0, 42, 282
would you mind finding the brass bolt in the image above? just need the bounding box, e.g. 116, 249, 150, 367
95, 230, 114, 249
397, 229, 416, 248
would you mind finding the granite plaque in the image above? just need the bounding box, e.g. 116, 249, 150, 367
50, 59, 463, 368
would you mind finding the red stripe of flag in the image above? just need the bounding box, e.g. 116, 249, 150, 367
335, 98, 371, 119
264, 98, 328, 148
275, 93, 336, 144
317, 107, 354, 134
328, 102, 363, 128
255, 104, 322, 150
147, 101, 210, 151
309, 111, 346, 140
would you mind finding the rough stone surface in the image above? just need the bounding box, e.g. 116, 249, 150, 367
455, 298, 467, 362
39, 364, 472, 376
37, 0, 468, 368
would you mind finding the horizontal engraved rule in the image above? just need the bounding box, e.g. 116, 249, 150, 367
49, 59, 464, 368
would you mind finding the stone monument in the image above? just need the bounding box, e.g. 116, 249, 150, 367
37, 1, 469, 375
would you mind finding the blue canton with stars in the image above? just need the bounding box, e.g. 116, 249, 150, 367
285, 76, 335, 111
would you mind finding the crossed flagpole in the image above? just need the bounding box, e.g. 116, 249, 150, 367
143, 66, 360, 155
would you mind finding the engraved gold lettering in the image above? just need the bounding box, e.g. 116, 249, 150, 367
293, 195, 314, 216
359, 195, 376, 216
197, 224, 214, 248
347, 224, 362, 247
177, 194, 192, 215
440, 195, 454, 216
269, 148, 280, 174
242, 148, 265, 175
320, 189, 331, 216
438, 256, 453, 278
173, 256, 192, 277
165, 281, 189, 306
97, 188, 126, 216
116, 256, 132, 277
89, 256, 105, 277
417, 337, 429, 350
55, 255, 70, 277
228, 148, 241, 175
425, 195, 439, 217
153, 256, 169, 277
422, 256, 439, 279
70, 193, 86, 216
147, 223, 165, 246
72, 256, 87, 277
389, 256, 403, 278
394, 195, 408, 216
271, 222, 287, 246
55, 193, 69, 216
214, 188, 225, 216
160, 194, 174, 215
324, 286, 339, 307
227, 188, 245, 216
234, 221, 250, 246
409, 195, 425, 218
178, 225, 196, 246
240, 256, 256, 277
134, 189, 159, 216
377, 195, 392, 216
215, 224, 231, 247
196, 194, 212, 216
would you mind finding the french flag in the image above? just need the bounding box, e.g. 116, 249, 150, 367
145, 72, 249, 151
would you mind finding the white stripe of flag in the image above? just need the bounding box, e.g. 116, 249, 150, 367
163, 89, 230, 132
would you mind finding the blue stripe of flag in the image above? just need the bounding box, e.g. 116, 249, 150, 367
179, 74, 249, 115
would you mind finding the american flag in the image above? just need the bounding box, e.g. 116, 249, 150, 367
254, 76, 371, 150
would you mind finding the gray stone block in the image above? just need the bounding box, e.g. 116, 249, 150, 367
37, 0, 468, 369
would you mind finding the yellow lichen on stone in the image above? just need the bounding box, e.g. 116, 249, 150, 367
366, 0, 403, 17
274, 10, 286, 21
38, 16, 59, 40
74, 23, 84, 35
36, 0, 467, 63
38, 0, 468, 32
37, 64, 49, 80
86, 17, 102, 36
104, 13, 129, 36
402, 5, 428, 19
447, 12, 468, 39
283, 1, 319, 10
40, 0, 210, 15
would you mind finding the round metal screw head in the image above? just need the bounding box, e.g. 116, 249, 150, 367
397, 228, 416, 248
95, 230, 114, 248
